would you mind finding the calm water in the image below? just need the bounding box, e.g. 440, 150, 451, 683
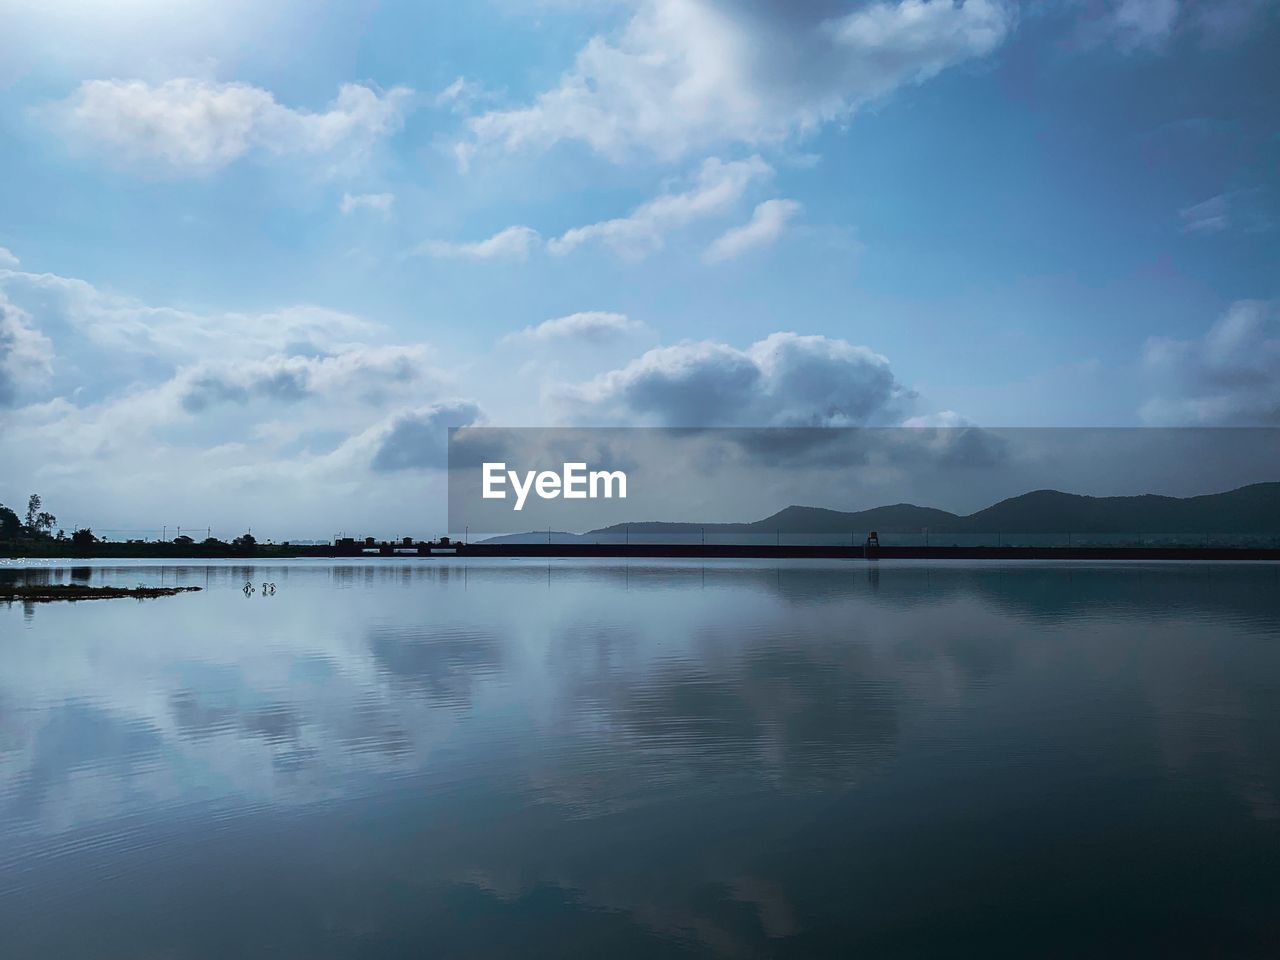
2, 559, 1279, 958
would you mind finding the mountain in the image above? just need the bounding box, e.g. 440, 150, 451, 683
477, 531, 587, 544
747, 503, 962, 534
475, 482, 1280, 541
584, 504, 962, 537
959, 484, 1280, 534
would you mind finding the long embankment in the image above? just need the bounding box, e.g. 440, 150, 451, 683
5, 544, 1279, 562
440, 543, 1280, 561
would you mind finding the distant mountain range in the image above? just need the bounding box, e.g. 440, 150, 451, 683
481, 482, 1280, 542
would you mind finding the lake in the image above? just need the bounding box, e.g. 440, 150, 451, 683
2, 559, 1279, 957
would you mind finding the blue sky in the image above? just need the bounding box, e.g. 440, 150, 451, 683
0, 0, 1277, 537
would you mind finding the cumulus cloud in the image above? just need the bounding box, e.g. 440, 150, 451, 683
44, 79, 412, 175
0, 263, 470, 539
434, 76, 499, 114
0, 293, 54, 407
464, 0, 1013, 162
1075, 0, 1274, 52
555, 331, 911, 426
1101, 0, 1179, 49
371, 401, 485, 471
1192, 0, 1279, 44
503, 312, 647, 345
0, 247, 18, 268
178, 346, 431, 413
0, 267, 379, 369
1141, 300, 1280, 424
897, 411, 1009, 467
341, 192, 395, 215
414, 225, 540, 260
422, 156, 773, 263
704, 198, 801, 262
549, 156, 772, 258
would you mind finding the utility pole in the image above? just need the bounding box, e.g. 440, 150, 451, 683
162, 525, 166, 542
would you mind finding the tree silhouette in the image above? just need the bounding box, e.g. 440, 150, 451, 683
0, 504, 20, 539
18, 494, 56, 537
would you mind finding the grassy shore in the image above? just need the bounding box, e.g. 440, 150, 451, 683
1, 584, 203, 602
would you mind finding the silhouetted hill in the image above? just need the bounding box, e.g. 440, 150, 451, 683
479, 482, 1280, 541
479, 531, 589, 544
747, 503, 961, 534
959, 484, 1280, 534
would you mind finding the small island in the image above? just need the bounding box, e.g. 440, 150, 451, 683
1, 585, 203, 603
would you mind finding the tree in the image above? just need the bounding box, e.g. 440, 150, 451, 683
233, 533, 257, 550
22, 494, 56, 537
72, 528, 98, 547
0, 504, 20, 539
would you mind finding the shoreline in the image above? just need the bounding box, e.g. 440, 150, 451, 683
0, 584, 203, 602
4, 545, 1280, 562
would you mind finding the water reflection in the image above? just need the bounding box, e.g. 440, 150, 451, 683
1, 559, 1279, 956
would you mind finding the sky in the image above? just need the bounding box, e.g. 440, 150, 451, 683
0, 0, 1277, 539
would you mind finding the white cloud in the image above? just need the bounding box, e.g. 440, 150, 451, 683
434, 76, 500, 115
0, 264, 476, 537
176, 346, 435, 413
549, 156, 771, 258
1141, 300, 1280, 424
555, 331, 911, 426
1177, 191, 1271, 236
447, 156, 771, 262
0, 267, 378, 367
1178, 193, 1229, 234
465, 0, 1012, 162
1192, 0, 1279, 44
0, 247, 18, 268
415, 225, 541, 261
504, 311, 647, 345
1106, 0, 1180, 49
1074, 0, 1276, 52
341, 192, 395, 215
0, 292, 54, 407
704, 198, 801, 262
901, 410, 975, 428
370, 401, 486, 471
44, 79, 412, 175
